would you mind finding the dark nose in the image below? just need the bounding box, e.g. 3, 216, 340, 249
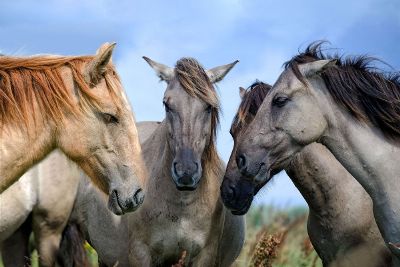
173, 161, 199, 183
124, 188, 145, 211
221, 179, 236, 203
236, 153, 248, 174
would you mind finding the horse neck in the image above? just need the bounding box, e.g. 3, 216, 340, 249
320, 93, 400, 202
286, 143, 364, 218
142, 121, 222, 206
0, 119, 55, 192
316, 81, 400, 245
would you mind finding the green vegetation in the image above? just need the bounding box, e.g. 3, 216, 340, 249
234, 205, 322, 267
0, 205, 322, 267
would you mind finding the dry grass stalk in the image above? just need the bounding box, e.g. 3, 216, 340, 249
249, 214, 309, 267
250, 231, 285, 267
302, 237, 314, 257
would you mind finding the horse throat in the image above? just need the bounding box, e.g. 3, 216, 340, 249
0, 121, 55, 192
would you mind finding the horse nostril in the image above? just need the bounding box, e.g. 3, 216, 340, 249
133, 188, 145, 206
237, 154, 247, 170
172, 162, 178, 176
194, 162, 199, 172
111, 189, 120, 203
226, 184, 236, 200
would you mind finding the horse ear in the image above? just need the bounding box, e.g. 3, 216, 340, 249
143, 57, 174, 82
206, 60, 239, 83
298, 59, 337, 78
86, 42, 116, 86
239, 87, 246, 99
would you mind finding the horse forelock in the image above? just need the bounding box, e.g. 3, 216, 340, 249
232, 81, 271, 135
174, 57, 222, 169
284, 41, 400, 141
0, 55, 125, 131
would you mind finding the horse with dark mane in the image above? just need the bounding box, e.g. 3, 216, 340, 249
231, 41, 400, 265
222, 81, 391, 266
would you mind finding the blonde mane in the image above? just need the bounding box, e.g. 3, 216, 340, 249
0, 55, 123, 130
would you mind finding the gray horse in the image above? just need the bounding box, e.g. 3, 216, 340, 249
233, 42, 400, 265
221, 81, 391, 266
126, 57, 244, 266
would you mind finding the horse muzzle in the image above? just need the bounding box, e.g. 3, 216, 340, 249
221, 178, 255, 215
108, 187, 145, 215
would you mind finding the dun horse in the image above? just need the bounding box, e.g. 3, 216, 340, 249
0, 43, 146, 216
0, 43, 148, 266
1, 90, 148, 266
221, 81, 391, 266
234, 42, 400, 264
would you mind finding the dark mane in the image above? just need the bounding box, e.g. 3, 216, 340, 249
284, 41, 400, 141
175, 57, 221, 169
231, 80, 272, 135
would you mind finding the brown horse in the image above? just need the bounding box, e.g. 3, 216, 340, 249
0, 43, 147, 215
221, 81, 391, 266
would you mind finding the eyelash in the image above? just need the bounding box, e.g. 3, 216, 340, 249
103, 113, 119, 123
272, 96, 289, 107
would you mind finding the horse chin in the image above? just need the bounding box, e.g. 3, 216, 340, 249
174, 179, 200, 191
176, 185, 198, 191
230, 196, 253, 215
108, 193, 124, 215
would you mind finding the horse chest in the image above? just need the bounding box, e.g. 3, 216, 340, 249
149, 215, 208, 260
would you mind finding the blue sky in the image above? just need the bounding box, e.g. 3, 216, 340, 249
1, 0, 399, 206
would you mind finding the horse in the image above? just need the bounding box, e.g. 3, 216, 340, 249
0, 150, 82, 267
0, 43, 148, 266
221, 81, 391, 266
55, 57, 245, 267
0, 43, 147, 217
1, 117, 147, 267
232, 42, 400, 264
126, 57, 244, 266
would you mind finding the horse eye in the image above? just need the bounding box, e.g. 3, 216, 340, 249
206, 105, 212, 113
272, 96, 289, 108
103, 113, 119, 124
